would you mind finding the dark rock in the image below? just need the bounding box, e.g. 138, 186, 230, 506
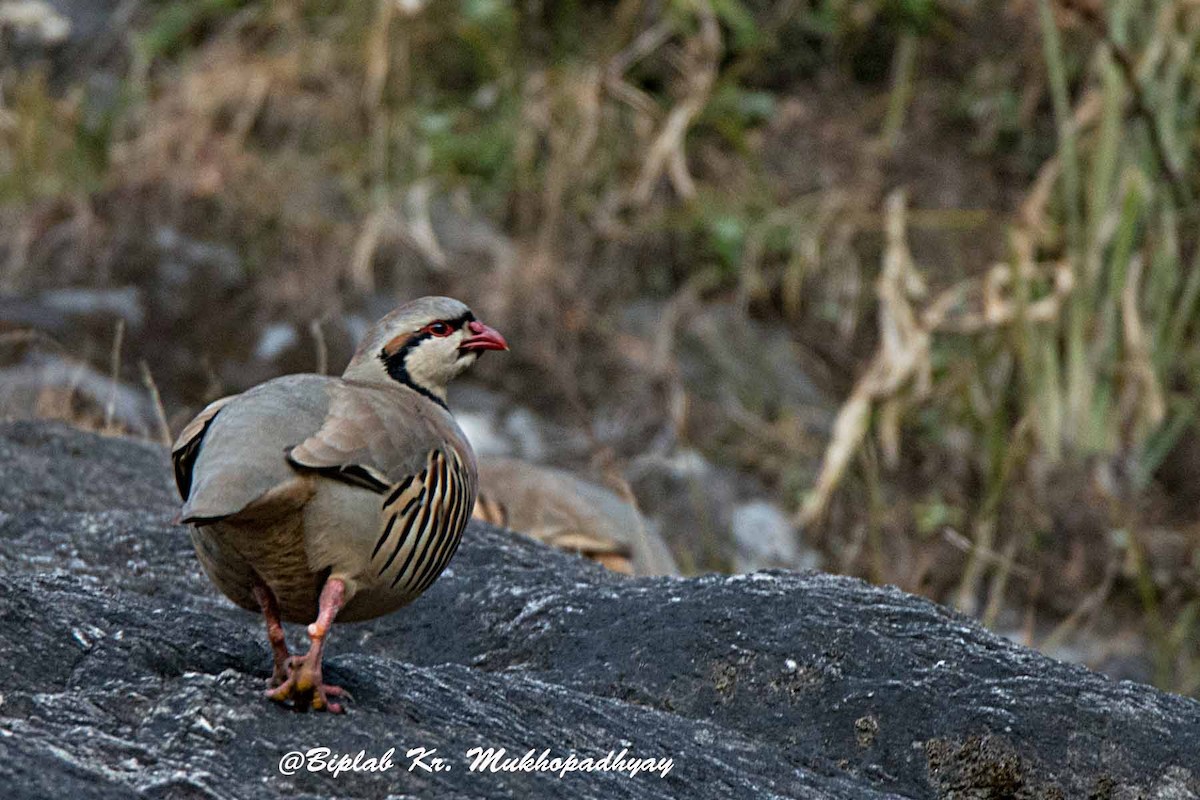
0, 420, 174, 513
0, 420, 1197, 799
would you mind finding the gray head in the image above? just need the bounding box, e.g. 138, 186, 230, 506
343, 296, 508, 405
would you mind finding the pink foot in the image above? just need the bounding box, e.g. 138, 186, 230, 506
265, 656, 352, 713
264, 579, 350, 712
266, 655, 303, 690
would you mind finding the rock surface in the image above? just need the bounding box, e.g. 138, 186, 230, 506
0, 420, 1198, 799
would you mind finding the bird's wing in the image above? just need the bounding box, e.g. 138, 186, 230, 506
288, 383, 478, 592
285, 382, 468, 490
172, 393, 238, 500
175, 374, 334, 524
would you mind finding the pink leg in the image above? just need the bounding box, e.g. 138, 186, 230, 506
265, 578, 352, 713
252, 583, 291, 688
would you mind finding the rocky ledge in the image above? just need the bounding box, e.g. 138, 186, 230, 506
0, 420, 1197, 799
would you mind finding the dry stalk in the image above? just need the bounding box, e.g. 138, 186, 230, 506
941, 528, 1034, 581
982, 536, 1024, 628
1119, 250, 1166, 444
797, 190, 930, 526
309, 317, 329, 376
629, 1, 720, 204
1018, 86, 1103, 235
607, 20, 675, 77
229, 72, 270, 145
927, 256, 1074, 334
349, 207, 388, 294
799, 188, 1078, 529
363, 0, 397, 109
139, 360, 173, 447
103, 319, 124, 433
1037, 551, 1120, 652
405, 179, 447, 270
1, 214, 34, 293
954, 516, 996, 616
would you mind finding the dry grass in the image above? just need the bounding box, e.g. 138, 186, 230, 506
795, 0, 1200, 690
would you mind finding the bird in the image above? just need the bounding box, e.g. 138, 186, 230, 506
171, 296, 507, 712
471, 456, 679, 577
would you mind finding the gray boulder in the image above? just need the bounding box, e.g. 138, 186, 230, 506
0, 421, 1197, 799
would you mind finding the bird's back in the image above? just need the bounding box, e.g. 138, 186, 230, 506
176, 374, 334, 523
476, 457, 679, 576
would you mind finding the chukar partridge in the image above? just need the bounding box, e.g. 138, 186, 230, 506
172, 297, 507, 712
472, 456, 680, 577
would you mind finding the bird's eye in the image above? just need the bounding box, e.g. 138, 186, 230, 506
424, 321, 452, 337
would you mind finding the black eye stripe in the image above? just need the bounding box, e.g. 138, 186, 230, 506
446, 312, 475, 330
426, 312, 474, 335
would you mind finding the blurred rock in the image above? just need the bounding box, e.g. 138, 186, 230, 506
428, 192, 515, 272
620, 299, 834, 427
0, 286, 143, 336
154, 226, 246, 304
628, 449, 742, 571
0, 294, 73, 334
240, 315, 360, 389
504, 407, 549, 461
39, 285, 144, 329
0, 1, 70, 50
253, 322, 301, 363
0, 353, 160, 436
450, 384, 588, 462
342, 311, 373, 349
731, 500, 820, 573
680, 303, 830, 414
42, 0, 124, 51
455, 410, 513, 458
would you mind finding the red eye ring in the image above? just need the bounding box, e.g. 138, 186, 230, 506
424, 321, 452, 337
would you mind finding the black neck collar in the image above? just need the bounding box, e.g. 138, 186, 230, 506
379, 333, 448, 411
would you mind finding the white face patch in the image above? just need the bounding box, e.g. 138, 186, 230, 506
403, 328, 479, 399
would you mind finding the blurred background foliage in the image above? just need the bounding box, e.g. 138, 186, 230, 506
2, 0, 1200, 694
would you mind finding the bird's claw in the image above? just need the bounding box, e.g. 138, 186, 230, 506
266, 655, 303, 689
265, 658, 351, 713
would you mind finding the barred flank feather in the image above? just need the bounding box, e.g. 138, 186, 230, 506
372, 448, 473, 596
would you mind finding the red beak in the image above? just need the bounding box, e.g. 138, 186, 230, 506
460, 320, 509, 353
